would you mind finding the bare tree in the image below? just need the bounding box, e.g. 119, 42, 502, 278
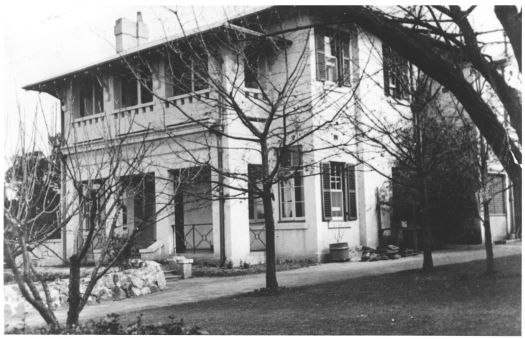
312, 5, 521, 198
118, 9, 364, 291
4, 108, 182, 328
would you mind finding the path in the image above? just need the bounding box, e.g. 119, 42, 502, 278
9, 242, 521, 329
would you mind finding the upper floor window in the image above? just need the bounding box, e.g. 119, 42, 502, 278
279, 146, 305, 220
114, 65, 153, 109
79, 76, 104, 117
383, 45, 410, 100
244, 45, 267, 90
166, 49, 209, 97
315, 29, 351, 86
321, 162, 357, 221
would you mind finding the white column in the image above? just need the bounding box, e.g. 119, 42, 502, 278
64, 178, 80, 259
155, 169, 174, 257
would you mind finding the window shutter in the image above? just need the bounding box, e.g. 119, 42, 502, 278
315, 29, 326, 82
400, 59, 410, 99
321, 163, 332, 220
382, 44, 391, 97
347, 165, 357, 219
341, 33, 351, 87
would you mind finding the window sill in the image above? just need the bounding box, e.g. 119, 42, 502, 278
326, 219, 356, 229
318, 81, 350, 93
276, 219, 307, 230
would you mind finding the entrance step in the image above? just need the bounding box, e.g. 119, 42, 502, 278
163, 270, 182, 282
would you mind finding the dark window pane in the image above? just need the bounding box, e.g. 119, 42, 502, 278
139, 68, 153, 103
121, 73, 138, 107
193, 53, 209, 92
295, 202, 304, 218
79, 82, 93, 117
94, 80, 104, 113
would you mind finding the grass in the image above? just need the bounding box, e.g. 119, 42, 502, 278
119, 255, 521, 335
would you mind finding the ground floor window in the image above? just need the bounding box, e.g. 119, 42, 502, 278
487, 174, 506, 214
279, 146, 305, 220
321, 162, 357, 221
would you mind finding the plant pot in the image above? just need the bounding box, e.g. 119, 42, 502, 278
329, 242, 349, 262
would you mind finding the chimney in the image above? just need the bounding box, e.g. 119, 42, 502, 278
114, 11, 149, 53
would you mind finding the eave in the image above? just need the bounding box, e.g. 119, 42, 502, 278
23, 6, 292, 94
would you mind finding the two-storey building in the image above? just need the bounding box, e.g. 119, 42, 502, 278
23, 6, 429, 266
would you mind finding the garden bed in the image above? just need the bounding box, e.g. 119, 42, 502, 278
162, 259, 316, 278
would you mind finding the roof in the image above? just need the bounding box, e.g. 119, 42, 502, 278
23, 6, 274, 92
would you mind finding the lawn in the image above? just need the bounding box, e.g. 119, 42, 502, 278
117, 255, 521, 335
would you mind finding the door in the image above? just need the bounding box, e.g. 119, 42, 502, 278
174, 191, 186, 253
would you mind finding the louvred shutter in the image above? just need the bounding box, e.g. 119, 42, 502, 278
347, 165, 357, 219
321, 163, 331, 220
382, 44, 391, 97
341, 33, 351, 87
315, 29, 326, 81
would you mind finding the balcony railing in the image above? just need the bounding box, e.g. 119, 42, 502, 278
249, 225, 266, 252
173, 223, 213, 253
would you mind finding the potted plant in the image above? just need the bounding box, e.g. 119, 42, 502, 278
329, 228, 349, 262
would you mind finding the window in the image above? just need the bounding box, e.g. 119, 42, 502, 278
166, 50, 209, 97
244, 45, 267, 89
279, 146, 305, 220
79, 76, 104, 117
248, 164, 265, 223
315, 29, 351, 86
114, 66, 153, 109
383, 44, 409, 99
487, 174, 506, 214
321, 162, 357, 221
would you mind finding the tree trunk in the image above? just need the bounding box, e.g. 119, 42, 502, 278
419, 176, 434, 271
66, 254, 81, 327
482, 201, 495, 275
262, 186, 279, 291
494, 6, 522, 72
4, 246, 60, 329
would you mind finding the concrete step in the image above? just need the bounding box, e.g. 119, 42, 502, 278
164, 273, 182, 282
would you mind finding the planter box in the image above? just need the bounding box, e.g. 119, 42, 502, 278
329, 242, 350, 262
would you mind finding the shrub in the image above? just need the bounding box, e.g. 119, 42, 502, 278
107, 236, 140, 269
6, 313, 207, 335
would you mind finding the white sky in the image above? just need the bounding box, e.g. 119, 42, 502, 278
1, 2, 268, 165
0, 1, 518, 168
